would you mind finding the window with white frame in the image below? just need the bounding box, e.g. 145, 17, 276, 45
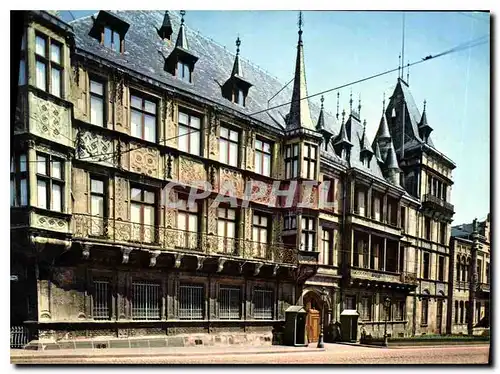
19, 33, 26, 85
219, 126, 239, 167
285, 144, 299, 179
322, 228, 332, 265
130, 187, 156, 243
177, 61, 192, 83
252, 213, 269, 259
219, 286, 241, 319
176, 196, 199, 249
217, 207, 237, 254
254, 139, 272, 177
36, 154, 64, 211
90, 79, 105, 127
302, 143, 317, 179
253, 288, 273, 319
92, 280, 111, 320
178, 111, 201, 156
179, 284, 204, 319
10, 153, 28, 207
35, 33, 63, 97
301, 217, 316, 252
131, 94, 156, 142
90, 178, 106, 236
131, 281, 160, 320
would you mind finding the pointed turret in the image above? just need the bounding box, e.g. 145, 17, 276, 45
374, 141, 383, 164
231, 36, 242, 77
372, 94, 392, 162
375, 109, 391, 140
316, 96, 333, 150
222, 36, 252, 105
418, 100, 433, 143
383, 141, 401, 186
286, 11, 314, 131
333, 109, 353, 160
157, 11, 173, 40
360, 119, 374, 167
175, 10, 189, 49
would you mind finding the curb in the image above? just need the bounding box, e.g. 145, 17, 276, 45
11, 347, 325, 361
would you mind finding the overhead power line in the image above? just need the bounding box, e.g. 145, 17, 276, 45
30, 33, 487, 166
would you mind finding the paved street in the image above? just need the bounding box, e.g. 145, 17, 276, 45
11, 343, 489, 364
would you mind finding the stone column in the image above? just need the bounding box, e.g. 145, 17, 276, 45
383, 238, 387, 271
351, 229, 355, 267
368, 234, 372, 269
350, 179, 355, 213
397, 241, 401, 273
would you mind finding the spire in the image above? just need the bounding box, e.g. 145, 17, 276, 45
406, 61, 410, 84
335, 110, 351, 146
375, 101, 391, 141
349, 89, 353, 114
360, 119, 374, 155
398, 54, 401, 79
158, 11, 173, 40
336, 92, 340, 120
385, 142, 401, 171
231, 36, 242, 77
374, 141, 383, 163
175, 10, 189, 49
418, 99, 433, 142
419, 100, 428, 127
286, 11, 314, 131
358, 93, 361, 118
316, 95, 325, 131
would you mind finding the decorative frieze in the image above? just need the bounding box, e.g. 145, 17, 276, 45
78, 129, 115, 167
178, 157, 206, 188
32, 212, 69, 233
129, 145, 160, 178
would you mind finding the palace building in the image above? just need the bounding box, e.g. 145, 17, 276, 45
11, 10, 457, 348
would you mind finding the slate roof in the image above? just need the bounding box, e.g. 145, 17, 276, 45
70, 10, 339, 136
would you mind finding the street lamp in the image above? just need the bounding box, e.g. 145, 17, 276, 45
384, 297, 391, 347
317, 287, 327, 349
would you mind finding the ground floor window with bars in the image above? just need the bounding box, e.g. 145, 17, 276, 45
219, 286, 241, 319
253, 288, 273, 319
179, 284, 204, 319
92, 280, 111, 320
132, 281, 160, 320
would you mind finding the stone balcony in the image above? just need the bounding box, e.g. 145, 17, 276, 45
422, 194, 454, 217
348, 267, 417, 287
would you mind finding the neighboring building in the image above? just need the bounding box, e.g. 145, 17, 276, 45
11, 10, 456, 346
447, 214, 490, 334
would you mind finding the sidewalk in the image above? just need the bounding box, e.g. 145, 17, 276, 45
11, 344, 325, 361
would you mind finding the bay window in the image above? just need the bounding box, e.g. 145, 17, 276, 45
35, 33, 63, 97
36, 154, 64, 211
19, 33, 26, 85
130, 186, 156, 243
219, 126, 239, 167
303, 143, 317, 179
131, 94, 156, 142
178, 111, 201, 156
255, 139, 272, 177
285, 143, 299, 179
10, 154, 28, 207
90, 178, 106, 236
301, 217, 316, 252
322, 228, 333, 265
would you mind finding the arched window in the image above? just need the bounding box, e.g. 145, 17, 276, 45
421, 290, 430, 326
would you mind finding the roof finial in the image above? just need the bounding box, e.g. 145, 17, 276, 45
363, 119, 367, 130
423, 99, 427, 112
336, 92, 340, 120
382, 92, 386, 114
406, 61, 410, 84
342, 108, 346, 124
298, 11, 303, 45
320, 95, 324, 110
398, 54, 401, 79
349, 89, 353, 114
236, 36, 241, 55
180, 10, 186, 26
358, 93, 361, 118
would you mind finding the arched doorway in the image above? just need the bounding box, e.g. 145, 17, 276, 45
303, 291, 324, 343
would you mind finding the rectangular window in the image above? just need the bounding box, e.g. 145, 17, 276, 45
381, 299, 392, 321
179, 284, 204, 319
322, 229, 332, 265
90, 178, 106, 236
92, 280, 110, 320
477, 259, 482, 284
440, 222, 446, 244
131, 94, 157, 142
36, 153, 64, 211
217, 207, 237, 255
176, 61, 192, 83
178, 111, 201, 156
345, 295, 356, 310
219, 286, 241, 320
90, 79, 105, 126
35, 34, 63, 97
301, 217, 316, 252
438, 256, 445, 281
302, 143, 317, 179
219, 126, 239, 167
421, 298, 429, 325
103, 26, 122, 53
254, 288, 273, 319
373, 195, 381, 221
176, 196, 199, 249
252, 213, 269, 259
19, 33, 26, 86
234, 88, 245, 106
131, 281, 160, 320
486, 263, 490, 284
360, 297, 372, 321
255, 139, 272, 177
284, 215, 297, 230
423, 252, 430, 279
394, 299, 405, 321
130, 186, 156, 243
425, 217, 431, 240
10, 154, 28, 207
401, 206, 406, 231
454, 300, 459, 324
285, 144, 299, 179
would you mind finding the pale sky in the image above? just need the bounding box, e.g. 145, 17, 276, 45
60, 10, 490, 225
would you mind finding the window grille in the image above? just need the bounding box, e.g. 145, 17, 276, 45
219, 286, 241, 319
132, 281, 160, 320
254, 288, 273, 319
179, 284, 204, 319
93, 280, 110, 320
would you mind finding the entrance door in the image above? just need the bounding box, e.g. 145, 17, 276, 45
437, 300, 443, 334
306, 309, 320, 343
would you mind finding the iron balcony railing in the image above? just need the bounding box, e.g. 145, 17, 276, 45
72, 214, 297, 265
422, 194, 454, 213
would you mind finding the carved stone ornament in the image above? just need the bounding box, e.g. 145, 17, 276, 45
30, 93, 70, 144
149, 251, 161, 267
122, 248, 133, 264
273, 265, 279, 277
130, 146, 159, 178
82, 245, 91, 260
217, 258, 226, 273
174, 253, 184, 269
196, 256, 206, 271
254, 263, 263, 276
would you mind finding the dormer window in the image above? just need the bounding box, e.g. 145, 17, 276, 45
234, 87, 245, 106
176, 61, 192, 83
89, 11, 130, 54
222, 37, 252, 107
103, 26, 122, 53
